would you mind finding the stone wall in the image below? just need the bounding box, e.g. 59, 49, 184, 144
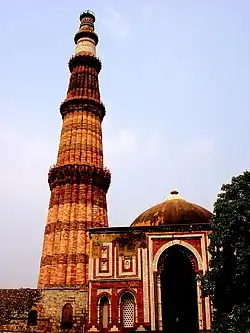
39, 289, 87, 333
0, 289, 87, 333
0, 289, 40, 329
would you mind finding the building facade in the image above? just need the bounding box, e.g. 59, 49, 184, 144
0, 11, 212, 333
86, 190, 212, 333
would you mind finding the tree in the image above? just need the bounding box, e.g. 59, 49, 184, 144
201, 171, 250, 332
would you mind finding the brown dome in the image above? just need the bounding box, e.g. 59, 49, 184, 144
131, 190, 212, 227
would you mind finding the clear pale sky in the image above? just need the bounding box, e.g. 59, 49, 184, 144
0, 0, 249, 288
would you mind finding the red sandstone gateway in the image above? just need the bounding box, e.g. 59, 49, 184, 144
88, 190, 212, 333
0, 10, 212, 333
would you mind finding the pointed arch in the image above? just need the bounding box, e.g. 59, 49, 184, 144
152, 239, 203, 272
61, 303, 73, 329
99, 295, 110, 330
119, 292, 136, 329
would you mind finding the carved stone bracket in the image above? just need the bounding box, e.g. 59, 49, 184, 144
48, 164, 111, 191
60, 97, 106, 120
69, 53, 102, 73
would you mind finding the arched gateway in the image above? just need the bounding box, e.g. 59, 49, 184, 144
87, 190, 212, 333
158, 245, 199, 333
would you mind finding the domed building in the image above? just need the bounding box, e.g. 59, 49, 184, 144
131, 190, 212, 227
88, 190, 212, 332
0, 11, 213, 333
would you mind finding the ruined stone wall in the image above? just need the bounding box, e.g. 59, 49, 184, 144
0, 289, 87, 333
0, 289, 40, 332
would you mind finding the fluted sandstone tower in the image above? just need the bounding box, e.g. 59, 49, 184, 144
38, 11, 110, 288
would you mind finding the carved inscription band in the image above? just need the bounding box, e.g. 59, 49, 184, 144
43, 283, 88, 289
59, 145, 103, 157
41, 253, 88, 266
45, 220, 104, 234
61, 122, 102, 136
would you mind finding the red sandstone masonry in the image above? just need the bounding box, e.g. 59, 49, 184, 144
38, 12, 110, 289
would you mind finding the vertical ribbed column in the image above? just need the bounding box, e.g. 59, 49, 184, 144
76, 183, 86, 284
38, 11, 111, 289
57, 110, 103, 168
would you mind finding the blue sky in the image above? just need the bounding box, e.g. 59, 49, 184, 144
0, 0, 249, 288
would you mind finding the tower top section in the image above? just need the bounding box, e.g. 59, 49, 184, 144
74, 10, 98, 56
79, 10, 96, 23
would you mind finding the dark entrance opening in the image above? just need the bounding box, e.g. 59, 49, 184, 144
160, 245, 199, 333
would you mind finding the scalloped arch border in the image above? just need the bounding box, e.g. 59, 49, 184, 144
152, 239, 203, 272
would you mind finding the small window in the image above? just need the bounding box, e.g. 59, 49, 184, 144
27, 310, 37, 326
61, 303, 73, 329
121, 293, 135, 328
100, 296, 109, 329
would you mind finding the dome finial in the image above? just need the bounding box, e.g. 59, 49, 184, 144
170, 189, 179, 195
165, 189, 184, 201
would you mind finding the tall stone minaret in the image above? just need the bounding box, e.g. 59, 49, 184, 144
38, 11, 110, 288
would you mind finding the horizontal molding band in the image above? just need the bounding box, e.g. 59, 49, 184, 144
74, 30, 99, 45
48, 164, 111, 192
45, 220, 104, 234
61, 122, 102, 136
89, 224, 211, 234
41, 284, 88, 290
58, 143, 103, 154
68, 53, 101, 73
60, 97, 105, 120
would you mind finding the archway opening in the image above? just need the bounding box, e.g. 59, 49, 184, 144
159, 245, 199, 333
99, 296, 109, 332
120, 292, 135, 331
27, 310, 37, 326
61, 303, 73, 329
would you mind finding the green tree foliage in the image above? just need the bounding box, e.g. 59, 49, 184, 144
201, 171, 250, 332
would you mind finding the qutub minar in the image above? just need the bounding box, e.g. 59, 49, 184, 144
0, 11, 213, 333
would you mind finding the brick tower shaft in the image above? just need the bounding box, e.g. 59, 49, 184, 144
38, 11, 110, 288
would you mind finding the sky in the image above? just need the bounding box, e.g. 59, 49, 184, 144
0, 0, 249, 288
